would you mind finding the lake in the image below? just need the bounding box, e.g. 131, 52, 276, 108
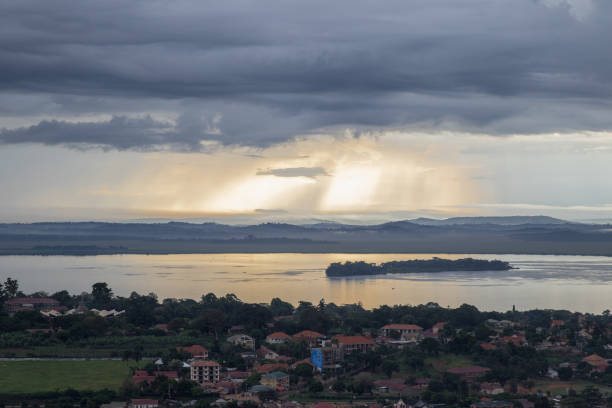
1, 253, 612, 312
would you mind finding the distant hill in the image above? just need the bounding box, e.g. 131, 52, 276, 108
0, 216, 610, 256
409, 216, 571, 226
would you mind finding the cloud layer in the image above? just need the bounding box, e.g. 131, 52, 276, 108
1, 0, 612, 150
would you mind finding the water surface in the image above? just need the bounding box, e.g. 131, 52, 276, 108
1, 253, 612, 312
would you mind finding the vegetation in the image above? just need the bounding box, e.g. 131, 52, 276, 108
325, 257, 512, 276
0, 360, 140, 394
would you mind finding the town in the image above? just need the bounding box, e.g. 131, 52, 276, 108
1, 278, 611, 408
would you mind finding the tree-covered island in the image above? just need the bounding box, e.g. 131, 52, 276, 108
325, 257, 513, 277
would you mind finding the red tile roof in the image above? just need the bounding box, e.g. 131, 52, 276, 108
333, 335, 374, 345
191, 360, 220, 367
131, 399, 158, 405
267, 331, 291, 339
293, 330, 324, 339
257, 363, 289, 373
179, 345, 208, 356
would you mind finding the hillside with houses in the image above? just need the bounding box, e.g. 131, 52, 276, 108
2, 278, 612, 407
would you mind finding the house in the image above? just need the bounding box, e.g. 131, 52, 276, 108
178, 345, 209, 360
479, 382, 504, 395
380, 324, 423, 341
432, 322, 447, 335
132, 370, 178, 384
214, 381, 241, 395
229, 370, 249, 382
333, 335, 374, 353
257, 363, 289, 374
131, 399, 158, 408
229, 325, 246, 334
393, 400, 407, 408
153, 324, 168, 332
446, 365, 491, 380
478, 342, 497, 351
261, 371, 290, 389
582, 354, 608, 372
293, 330, 325, 347
551, 320, 565, 328
227, 334, 255, 350
485, 319, 514, 330
496, 334, 527, 347
266, 332, 291, 344
258, 346, 280, 360
191, 360, 221, 384
4, 297, 62, 314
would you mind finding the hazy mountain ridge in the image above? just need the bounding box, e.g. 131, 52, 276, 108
0, 216, 610, 255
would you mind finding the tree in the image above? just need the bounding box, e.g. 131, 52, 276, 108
293, 362, 314, 378
270, 297, 294, 316
558, 366, 573, 381
332, 380, 346, 392
91, 282, 113, 307
420, 338, 440, 355
309, 379, 324, 393
192, 308, 227, 338
382, 359, 399, 378
3, 277, 18, 299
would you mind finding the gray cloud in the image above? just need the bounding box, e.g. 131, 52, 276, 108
1, 0, 612, 150
256, 167, 328, 178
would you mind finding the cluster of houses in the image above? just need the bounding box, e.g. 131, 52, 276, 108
8, 296, 612, 408
3, 296, 125, 318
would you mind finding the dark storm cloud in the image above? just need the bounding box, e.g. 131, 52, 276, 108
1, 0, 612, 150
256, 167, 328, 178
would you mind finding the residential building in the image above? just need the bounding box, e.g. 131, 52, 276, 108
380, 324, 423, 341
293, 330, 325, 347
266, 331, 291, 344
179, 344, 209, 360
227, 334, 255, 349
258, 346, 280, 360
261, 371, 290, 389
479, 382, 504, 395
131, 399, 159, 408
4, 297, 61, 314
582, 354, 608, 372
257, 363, 289, 374
191, 360, 221, 384
333, 335, 374, 353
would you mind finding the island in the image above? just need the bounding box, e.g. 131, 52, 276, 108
325, 257, 513, 277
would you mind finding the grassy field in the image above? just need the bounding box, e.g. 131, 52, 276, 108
0, 360, 141, 394
425, 354, 476, 374
532, 379, 612, 395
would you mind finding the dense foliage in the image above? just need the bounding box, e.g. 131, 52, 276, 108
325, 258, 512, 276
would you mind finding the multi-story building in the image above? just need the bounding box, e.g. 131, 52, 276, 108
333, 335, 374, 354
380, 324, 424, 341
190, 360, 221, 384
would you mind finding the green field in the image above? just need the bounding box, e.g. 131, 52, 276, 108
0, 360, 140, 394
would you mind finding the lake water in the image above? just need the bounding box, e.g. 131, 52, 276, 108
1, 253, 612, 313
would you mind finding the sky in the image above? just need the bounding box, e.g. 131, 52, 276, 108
1, 0, 612, 223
